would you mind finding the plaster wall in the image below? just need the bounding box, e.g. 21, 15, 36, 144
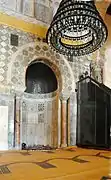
0, 1, 108, 148
0, 22, 91, 147
0, 25, 103, 148
0, 24, 76, 148
103, 14, 111, 88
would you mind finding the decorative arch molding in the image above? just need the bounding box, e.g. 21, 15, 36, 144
7, 41, 75, 96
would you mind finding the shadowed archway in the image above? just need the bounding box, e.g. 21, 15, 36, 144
25, 61, 58, 94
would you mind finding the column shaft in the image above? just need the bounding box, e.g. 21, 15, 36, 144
15, 97, 20, 149
61, 100, 67, 147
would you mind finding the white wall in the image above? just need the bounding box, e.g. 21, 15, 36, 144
104, 48, 111, 88
0, 106, 8, 150
104, 14, 111, 88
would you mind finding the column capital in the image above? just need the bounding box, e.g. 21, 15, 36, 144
59, 92, 70, 102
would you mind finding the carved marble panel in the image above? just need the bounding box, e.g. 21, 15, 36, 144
70, 92, 77, 145
22, 0, 34, 17
0, 106, 8, 150
16, 0, 22, 13
36, 0, 50, 7
20, 96, 57, 147
34, 3, 53, 23
0, 94, 14, 149
69, 56, 90, 82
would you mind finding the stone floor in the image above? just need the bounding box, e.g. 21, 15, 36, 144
0, 147, 110, 180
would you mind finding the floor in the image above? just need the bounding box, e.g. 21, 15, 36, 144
0, 147, 110, 180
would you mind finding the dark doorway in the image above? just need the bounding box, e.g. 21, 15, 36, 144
25, 61, 58, 94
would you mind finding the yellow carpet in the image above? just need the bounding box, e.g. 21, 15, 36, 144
0, 147, 110, 180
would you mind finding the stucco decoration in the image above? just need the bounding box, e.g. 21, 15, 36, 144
8, 41, 75, 95
91, 49, 105, 83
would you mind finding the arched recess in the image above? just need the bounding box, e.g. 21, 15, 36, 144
25, 61, 58, 94
7, 41, 76, 148
7, 41, 75, 95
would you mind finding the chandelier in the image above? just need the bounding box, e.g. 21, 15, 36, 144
46, 0, 108, 57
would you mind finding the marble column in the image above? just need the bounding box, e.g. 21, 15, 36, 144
15, 96, 21, 149
58, 99, 61, 147
67, 98, 70, 146
51, 96, 58, 148
60, 94, 70, 148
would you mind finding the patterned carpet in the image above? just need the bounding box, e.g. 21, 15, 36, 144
0, 147, 110, 180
